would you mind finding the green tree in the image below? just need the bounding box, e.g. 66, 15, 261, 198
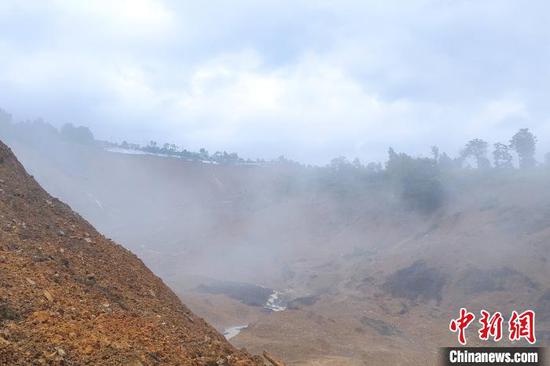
329, 156, 352, 170
144, 141, 159, 153
461, 138, 490, 169
386, 148, 444, 213
510, 128, 536, 168
60, 123, 95, 145
493, 143, 513, 169
199, 148, 209, 159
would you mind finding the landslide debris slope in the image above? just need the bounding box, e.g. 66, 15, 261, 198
0, 140, 262, 365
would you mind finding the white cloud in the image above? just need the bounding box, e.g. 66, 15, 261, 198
55, 0, 175, 39
0, 0, 549, 163
160, 51, 442, 162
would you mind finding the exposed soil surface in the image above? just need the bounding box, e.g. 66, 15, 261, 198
0, 140, 263, 365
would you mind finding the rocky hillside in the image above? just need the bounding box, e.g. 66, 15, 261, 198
0, 140, 262, 365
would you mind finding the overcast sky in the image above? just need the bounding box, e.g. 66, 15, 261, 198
1, 1, 549, 164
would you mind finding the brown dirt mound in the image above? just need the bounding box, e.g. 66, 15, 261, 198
0, 140, 262, 365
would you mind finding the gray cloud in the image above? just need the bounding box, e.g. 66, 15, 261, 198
1, 0, 549, 164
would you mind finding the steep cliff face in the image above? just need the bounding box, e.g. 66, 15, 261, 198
0, 140, 261, 365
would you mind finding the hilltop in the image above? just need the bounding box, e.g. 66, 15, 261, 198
0, 140, 262, 365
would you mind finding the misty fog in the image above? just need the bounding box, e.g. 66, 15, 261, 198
1, 110, 548, 364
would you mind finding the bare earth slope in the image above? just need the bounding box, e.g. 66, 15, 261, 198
0, 140, 261, 365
